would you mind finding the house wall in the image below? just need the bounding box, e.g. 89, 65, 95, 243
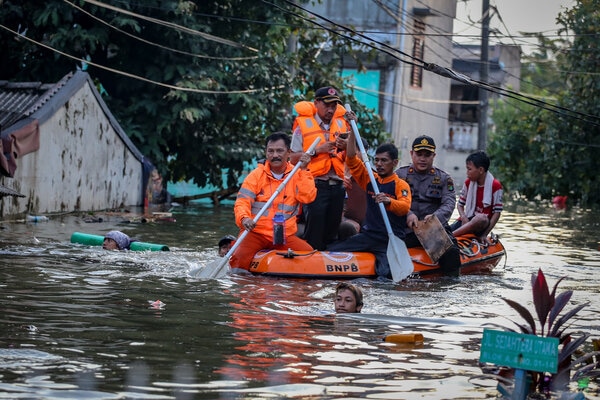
394, 0, 456, 166
4, 81, 142, 215
305, 0, 457, 167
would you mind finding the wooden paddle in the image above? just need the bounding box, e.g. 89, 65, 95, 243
413, 214, 453, 263
190, 136, 322, 279
345, 104, 413, 282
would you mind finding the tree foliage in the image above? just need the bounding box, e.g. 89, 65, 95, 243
488, 99, 557, 200
488, 0, 600, 206
0, 0, 388, 190
553, 0, 600, 205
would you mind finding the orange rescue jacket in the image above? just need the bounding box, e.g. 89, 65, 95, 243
234, 161, 316, 238
293, 101, 349, 178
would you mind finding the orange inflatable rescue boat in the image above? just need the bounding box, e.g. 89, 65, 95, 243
248, 234, 505, 279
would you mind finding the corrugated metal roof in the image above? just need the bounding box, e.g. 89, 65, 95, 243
0, 73, 72, 132
0, 70, 143, 163
0, 184, 25, 197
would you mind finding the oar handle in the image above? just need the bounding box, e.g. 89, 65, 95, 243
345, 104, 394, 235
345, 104, 413, 282
203, 136, 322, 279
249, 136, 321, 225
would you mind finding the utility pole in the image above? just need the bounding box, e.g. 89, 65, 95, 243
478, 0, 490, 150
283, 1, 297, 132
392, 0, 408, 158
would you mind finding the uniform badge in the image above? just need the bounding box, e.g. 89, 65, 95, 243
402, 190, 409, 197
447, 177, 454, 192
432, 176, 441, 185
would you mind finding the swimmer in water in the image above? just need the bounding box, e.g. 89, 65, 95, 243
334, 282, 363, 313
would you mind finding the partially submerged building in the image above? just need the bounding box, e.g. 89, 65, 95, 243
0, 70, 147, 218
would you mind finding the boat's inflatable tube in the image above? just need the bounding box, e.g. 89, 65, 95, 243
248, 234, 505, 278
249, 249, 377, 278
70, 232, 169, 251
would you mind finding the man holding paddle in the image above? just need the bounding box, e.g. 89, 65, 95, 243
228, 132, 317, 271
396, 135, 461, 273
290, 87, 350, 251
326, 124, 411, 279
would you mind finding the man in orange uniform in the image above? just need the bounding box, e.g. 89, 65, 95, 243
327, 127, 411, 279
229, 132, 316, 271
290, 87, 350, 250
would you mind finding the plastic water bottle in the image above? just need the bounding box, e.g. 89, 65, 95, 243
26, 215, 49, 222
272, 213, 285, 245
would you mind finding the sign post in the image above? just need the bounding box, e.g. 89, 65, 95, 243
480, 329, 559, 399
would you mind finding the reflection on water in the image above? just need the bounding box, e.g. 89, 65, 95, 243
0, 202, 599, 398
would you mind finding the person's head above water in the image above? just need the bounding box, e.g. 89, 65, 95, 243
334, 282, 363, 313
218, 235, 236, 257
103, 230, 132, 250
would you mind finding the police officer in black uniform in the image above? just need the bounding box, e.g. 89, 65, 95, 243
396, 135, 461, 273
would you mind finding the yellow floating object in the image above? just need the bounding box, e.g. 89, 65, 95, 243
384, 333, 424, 343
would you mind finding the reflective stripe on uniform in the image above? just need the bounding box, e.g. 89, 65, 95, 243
237, 187, 256, 200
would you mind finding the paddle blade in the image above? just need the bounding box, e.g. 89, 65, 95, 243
191, 257, 230, 279
387, 234, 414, 282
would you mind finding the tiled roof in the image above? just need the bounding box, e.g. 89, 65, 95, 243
0, 72, 72, 131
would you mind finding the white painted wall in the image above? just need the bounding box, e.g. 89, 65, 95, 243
394, 0, 457, 167
5, 81, 143, 215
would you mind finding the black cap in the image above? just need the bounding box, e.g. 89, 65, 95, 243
314, 87, 341, 104
218, 235, 236, 247
412, 135, 436, 152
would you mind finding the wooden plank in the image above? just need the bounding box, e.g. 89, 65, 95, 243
413, 214, 453, 263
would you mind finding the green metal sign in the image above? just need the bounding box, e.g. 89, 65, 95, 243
480, 329, 559, 373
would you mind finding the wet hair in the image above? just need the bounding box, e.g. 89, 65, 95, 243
218, 235, 236, 248
265, 132, 291, 149
375, 143, 398, 160
104, 230, 132, 250
335, 282, 363, 307
466, 150, 490, 171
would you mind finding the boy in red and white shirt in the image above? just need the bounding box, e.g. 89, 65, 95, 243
451, 151, 503, 242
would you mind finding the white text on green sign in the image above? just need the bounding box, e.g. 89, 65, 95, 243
480, 329, 559, 373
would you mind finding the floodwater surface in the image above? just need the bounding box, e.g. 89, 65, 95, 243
0, 202, 599, 399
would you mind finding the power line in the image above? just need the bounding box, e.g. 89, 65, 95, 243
279, 0, 600, 128
64, 0, 258, 61
352, 84, 450, 121
5, 1, 597, 127
402, 1, 566, 99
0, 23, 278, 95
81, 0, 258, 53
371, 0, 454, 67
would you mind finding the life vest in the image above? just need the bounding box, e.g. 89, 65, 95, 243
234, 161, 316, 238
293, 101, 348, 178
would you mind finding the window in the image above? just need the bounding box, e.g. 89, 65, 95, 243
410, 20, 425, 88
